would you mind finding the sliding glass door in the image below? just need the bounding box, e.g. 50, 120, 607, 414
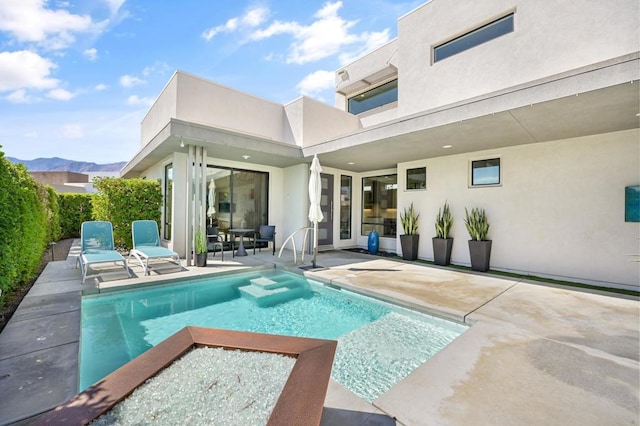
206, 166, 268, 235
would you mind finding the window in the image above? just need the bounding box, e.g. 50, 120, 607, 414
362, 174, 397, 237
406, 167, 426, 190
340, 175, 352, 239
434, 13, 514, 62
206, 166, 269, 235
471, 158, 501, 186
348, 79, 398, 115
163, 164, 173, 240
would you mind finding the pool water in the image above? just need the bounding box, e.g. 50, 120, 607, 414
80, 269, 467, 402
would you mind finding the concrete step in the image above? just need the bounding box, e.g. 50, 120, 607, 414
239, 279, 303, 307
249, 277, 279, 289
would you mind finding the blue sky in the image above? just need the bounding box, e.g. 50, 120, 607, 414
0, 0, 421, 164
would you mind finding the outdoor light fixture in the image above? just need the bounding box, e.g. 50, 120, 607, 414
179, 138, 185, 148
242, 155, 250, 160
443, 145, 453, 149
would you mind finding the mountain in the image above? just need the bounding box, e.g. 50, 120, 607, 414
7, 157, 126, 173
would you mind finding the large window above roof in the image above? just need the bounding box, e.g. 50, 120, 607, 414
348, 79, 398, 115
434, 13, 514, 63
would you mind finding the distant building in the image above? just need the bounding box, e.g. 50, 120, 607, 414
29, 171, 120, 193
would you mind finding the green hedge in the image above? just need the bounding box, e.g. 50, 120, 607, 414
92, 177, 162, 250
0, 152, 50, 297
59, 193, 93, 238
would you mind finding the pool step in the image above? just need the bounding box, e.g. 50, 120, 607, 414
239, 278, 304, 307
249, 277, 280, 289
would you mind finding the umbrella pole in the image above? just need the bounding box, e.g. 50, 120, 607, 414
312, 221, 318, 268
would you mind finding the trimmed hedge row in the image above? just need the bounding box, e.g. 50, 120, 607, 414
92, 177, 162, 250
59, 193, 93, 238
0, 152, 55, 297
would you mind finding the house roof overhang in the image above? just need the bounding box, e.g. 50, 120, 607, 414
307, 53, 640, 172
121, 119, 304, 177
122, 53, 639, 176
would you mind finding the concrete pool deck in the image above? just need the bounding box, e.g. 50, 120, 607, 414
0, 241, 638, 425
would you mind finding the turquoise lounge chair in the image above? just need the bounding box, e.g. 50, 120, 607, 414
129, 220, 181, 275
78, 221, 131, 284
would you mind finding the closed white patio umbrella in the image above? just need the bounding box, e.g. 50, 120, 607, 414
308, 155, 324, 268
207, 179, 216, 225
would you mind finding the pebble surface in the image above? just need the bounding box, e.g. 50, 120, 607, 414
91, 347, 296, 425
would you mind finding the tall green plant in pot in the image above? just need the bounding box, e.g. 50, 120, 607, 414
194, 229, 208, 267
400, 203, 420, 260
464, 207, 491, 272
432, 202, 453, 266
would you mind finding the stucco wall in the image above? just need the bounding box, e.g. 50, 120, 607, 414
397, 129, 640, 289
281, 164, 310, 253
141, 74, 178, 146
398, 0, 640, 116
174, 72, 288, 144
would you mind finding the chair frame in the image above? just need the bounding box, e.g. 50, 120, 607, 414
77, 221, 131, 284
206, 226, 224, 261
254, 225, 276, 255
129, 220, 181, 275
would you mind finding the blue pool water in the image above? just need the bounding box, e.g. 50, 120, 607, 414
80, 269, 467, 402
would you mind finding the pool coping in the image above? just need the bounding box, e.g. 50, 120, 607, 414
36, 326, 337, 426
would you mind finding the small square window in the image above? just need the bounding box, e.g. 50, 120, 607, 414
406, 167, 426, 190
471, 158, 500, 186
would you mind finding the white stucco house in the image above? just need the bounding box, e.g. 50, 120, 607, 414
121, 0, 640, 291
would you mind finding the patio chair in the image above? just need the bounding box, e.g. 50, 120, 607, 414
77, 221, 131, 284
254, 225, 276, 255
207, 226, 224, 261
129, 220, 181, 275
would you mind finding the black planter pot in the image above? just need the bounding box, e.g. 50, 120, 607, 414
432, 237, 453, 266
468, 240, 491, 272
195, 252, 207, 267
400, 234, 419, 261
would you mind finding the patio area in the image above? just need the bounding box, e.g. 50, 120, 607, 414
0, 242, 638, 425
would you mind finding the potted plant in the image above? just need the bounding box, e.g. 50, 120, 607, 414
464, 207, 491, 272
195, 229, 208, 267
432, 202, 453, 266
400, 202, 420, 260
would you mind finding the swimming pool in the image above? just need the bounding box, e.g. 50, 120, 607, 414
80, 269, 467, 402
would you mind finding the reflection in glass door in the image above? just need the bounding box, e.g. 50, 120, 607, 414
317, 173, 333, 246
206, 166, 268, 238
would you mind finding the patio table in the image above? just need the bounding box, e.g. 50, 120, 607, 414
229, 228, 255, 256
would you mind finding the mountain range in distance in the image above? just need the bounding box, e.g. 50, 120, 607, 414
8, 157, 126, 173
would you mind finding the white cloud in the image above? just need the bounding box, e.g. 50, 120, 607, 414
202, 6, 269, 41
0, 0, 95, 49
119, 74, 145, 87
249, 1, 390, 65
5, 89, 32, 103
142, 61, 171, 77
296, 70, 334, 96
94, 83, 109, 91
126, 95, 153, 106
0, 50, 59, 92
104, 0, 127, 15
60, 123, 84, 139
47, 88, 74, 100
242, 6, 269, 26
24, 130, 38, 138
83, 48, 98, 61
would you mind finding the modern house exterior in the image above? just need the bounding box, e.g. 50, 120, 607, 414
121, 0, 640, 291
